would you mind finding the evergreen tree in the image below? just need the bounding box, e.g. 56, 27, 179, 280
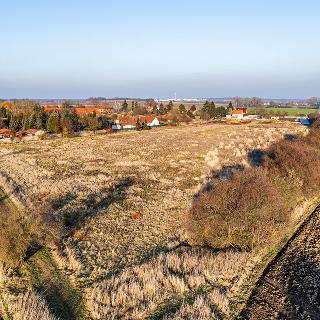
35, 108, 47, 129
228, 102, 234, 113
178, 104, 186, 113
46, 111, 62, 133
152, 104, 159, 115
190, 105, 197, 112
167, 101, 174, 111
9, 114, 23, 132
22, 116, 30, 131
136, 117, 142, 130
121, 99, 128, 112
142, 118, 149, 130
159, 103, 165, 115
29, 112, 37, 129
215, 106, 227, 118
201, 101, 216, 119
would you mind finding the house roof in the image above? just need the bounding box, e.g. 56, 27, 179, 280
0, 128, 12, 134
118, 116, 137, 126
44, 107, 63, 112
139, 115, 157, 123
98, 105, 113, 110
117, 115, 158, 126
232, 109, 245, 115
44, 107, 102, 116
27, 129, 38, 134
74, 108, 102, 115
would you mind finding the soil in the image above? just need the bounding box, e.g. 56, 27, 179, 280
241, 206, 320, 320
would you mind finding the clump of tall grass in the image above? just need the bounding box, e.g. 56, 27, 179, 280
163, 295, 220, 320
2, 291, 59, 320
86, 249, 249, 319
0, 209, 41, 268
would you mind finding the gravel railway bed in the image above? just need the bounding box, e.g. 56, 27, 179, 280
241, 205, 320, 319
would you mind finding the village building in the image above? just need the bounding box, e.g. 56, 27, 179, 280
73, 107, 102, 116
0, 128, 13, 138
44, 107, 104, 117
112, 115, 160, 130
231, 107, 248, 119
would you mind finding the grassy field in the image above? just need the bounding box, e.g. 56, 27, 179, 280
250, 107, 319, 116
0, 122, 309, 319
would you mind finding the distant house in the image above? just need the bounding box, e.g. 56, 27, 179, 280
27, 129, 39, 136
73, 108, 102, 116
139, 115, 160, 127
231, 107, 248, 119
112, 115, 160, 130
0, 128, 12, 137
44, 107, 103, 117
112, 117, 136, 130
44, 107, 62, 113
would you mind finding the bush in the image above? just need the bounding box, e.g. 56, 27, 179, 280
186, 129, 320, 251
187, 169, 290, 250
263, 137, 320, 195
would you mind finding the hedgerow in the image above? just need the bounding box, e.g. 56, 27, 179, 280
186, 125, 320, 251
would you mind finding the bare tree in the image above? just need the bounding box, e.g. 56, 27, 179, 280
113, 101, 122, 113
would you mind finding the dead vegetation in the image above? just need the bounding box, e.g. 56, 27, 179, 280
0, 122, 310, 319
1, 291, 59, 320
86, 248, 250, 319
186, 128, 320, 253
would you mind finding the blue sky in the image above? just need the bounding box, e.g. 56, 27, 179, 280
0, 0, 319, 99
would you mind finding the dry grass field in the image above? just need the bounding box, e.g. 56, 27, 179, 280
0, 122, 308, 319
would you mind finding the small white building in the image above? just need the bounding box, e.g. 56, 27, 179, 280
111, 116, 160, 130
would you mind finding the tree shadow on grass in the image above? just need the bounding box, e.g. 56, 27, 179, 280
284, 133, 299, 141
197, 164, 245, 195
60, 176, 135, 229
247, 149, 265, 167
198, 145, 272, 197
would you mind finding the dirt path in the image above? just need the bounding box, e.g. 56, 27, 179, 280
241, 205, 320, 319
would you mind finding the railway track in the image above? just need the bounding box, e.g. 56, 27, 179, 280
241, 204, 320, 319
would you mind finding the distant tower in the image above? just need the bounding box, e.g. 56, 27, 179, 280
174, 92, 177, 100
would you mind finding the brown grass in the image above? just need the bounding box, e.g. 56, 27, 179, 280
1, 291, 59, 320
0, 122, 309, 318
86, 248, 250, 319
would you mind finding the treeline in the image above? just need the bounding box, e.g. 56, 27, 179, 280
0, 104, 110, 135
0, 99, 230, 136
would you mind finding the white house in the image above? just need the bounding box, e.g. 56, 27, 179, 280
112, 116, 160, 130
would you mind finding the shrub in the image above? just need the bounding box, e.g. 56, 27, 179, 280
263, 137, 320, 195
187, 168, 289, 250
186, 129, 320, 251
